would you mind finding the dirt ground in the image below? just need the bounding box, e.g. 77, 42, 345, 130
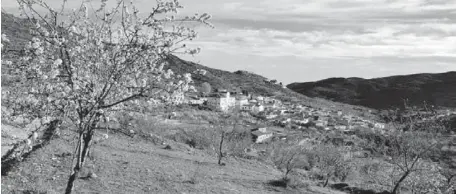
1, 123, 343, 194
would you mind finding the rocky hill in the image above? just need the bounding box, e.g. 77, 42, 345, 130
287, 71, 456, 110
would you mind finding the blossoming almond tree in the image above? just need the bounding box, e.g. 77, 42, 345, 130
2, 0, 211, 193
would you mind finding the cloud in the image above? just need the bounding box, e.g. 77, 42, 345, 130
3, 0, 455, 82
189, 21, 456, 59
248, 0, 456, 15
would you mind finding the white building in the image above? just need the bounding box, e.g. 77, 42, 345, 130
295, 118, 310, 125
250, 127, 284, 144
256, 96, 264, 102
374, 123, 386, 129
252, 104, 265, 114
315, 120, 328, 127
255, 133, 273, 143
335, 125, 347, 130
206, 92, 235, 112
193, 69, 207, 75
235, 96, 249, 109
266, 114, 278, 119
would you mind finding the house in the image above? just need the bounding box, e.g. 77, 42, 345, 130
241, 104, 253, 111
206, 91, 235, 112
265, 114, 278, 119
185, 95, 206, 105
193, 69, 207, 75
337, 111, 343, 116
257, 96, 265, 102
250, 127, 285, 144
187, 99, 205, 105
374, 123, 385, 129
251, 104, 265, 114
315, 120, 328, 127
235, 95, 249, 109
294, 118, 310, 125
215, 88, 228, 93
251, 127, 272, 143
264, 97, 272, 103
335, 125, 348, 130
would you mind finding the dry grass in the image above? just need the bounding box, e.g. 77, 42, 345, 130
1, 118, 346, 194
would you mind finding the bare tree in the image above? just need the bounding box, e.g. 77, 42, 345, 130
217, 130, 225, 165
271, 145, 306, 181
210, 107, 242, 165
367, 103, 448, 194
311, 145, 349, 187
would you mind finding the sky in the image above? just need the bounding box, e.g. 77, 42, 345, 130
2, 0, 456, 84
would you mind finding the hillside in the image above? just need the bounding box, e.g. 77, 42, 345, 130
1, 11, 376, 117
287, 71, 456, 110
166, 55, 379, 116
0, 11, 296, 102
1, 12, 33, 51
167, 55, 299, 100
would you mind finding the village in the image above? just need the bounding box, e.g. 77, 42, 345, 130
175, 85, 397, 144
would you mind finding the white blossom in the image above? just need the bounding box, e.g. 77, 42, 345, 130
32, 42, 40, 49
54, 59, 63, 66
1, 34, 10, 42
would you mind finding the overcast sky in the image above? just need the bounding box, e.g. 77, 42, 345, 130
2, 0, 456, 83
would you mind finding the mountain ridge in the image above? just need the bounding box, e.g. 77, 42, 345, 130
287, 71, 456, 109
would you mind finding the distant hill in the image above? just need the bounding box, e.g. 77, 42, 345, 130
287, 72, 456, 110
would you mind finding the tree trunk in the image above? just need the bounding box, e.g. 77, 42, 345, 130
323, 175, 330, 187
65, 114, 101, 194
65, 165, 80, 194
392, 171, 411, 194
284, 169, 291, 180
81, 114, 100, 165
218, 132, 225, 165
65, 133, 83, 194
80, 130, 94, 166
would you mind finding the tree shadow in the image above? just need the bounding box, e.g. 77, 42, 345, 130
330, 183, 391, 194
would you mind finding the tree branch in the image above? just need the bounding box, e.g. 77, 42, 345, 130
99, 93, 143, 109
